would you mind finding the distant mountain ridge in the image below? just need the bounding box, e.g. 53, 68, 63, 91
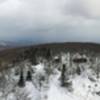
0, 40, 34, 50
0, 41, 19, 50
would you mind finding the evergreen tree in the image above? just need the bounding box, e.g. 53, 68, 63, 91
30, 48, 38, 65
61, 64, 66, 86
61, 64, 73, 91
76, 65, 81, 75
18, 70, 25, 87
46, 49, 52, 60
26, 71, 32, 81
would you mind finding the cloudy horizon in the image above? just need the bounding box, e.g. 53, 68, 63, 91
0, 0, 100, 43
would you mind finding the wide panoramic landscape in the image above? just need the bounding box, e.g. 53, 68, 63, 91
0, 0, 100, 100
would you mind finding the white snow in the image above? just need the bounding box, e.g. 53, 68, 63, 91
1, 53, 100, 100
15, 82, 40, 100
32, 63, 45, 73
46, 69, 100, 100
24, 82, 40, 100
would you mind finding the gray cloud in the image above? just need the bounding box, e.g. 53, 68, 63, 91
0, 0, 100, 43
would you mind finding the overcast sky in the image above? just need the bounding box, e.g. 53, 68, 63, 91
0, 0, 100, 43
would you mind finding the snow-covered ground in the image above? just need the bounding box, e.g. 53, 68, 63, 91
0, 53, 100, 100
